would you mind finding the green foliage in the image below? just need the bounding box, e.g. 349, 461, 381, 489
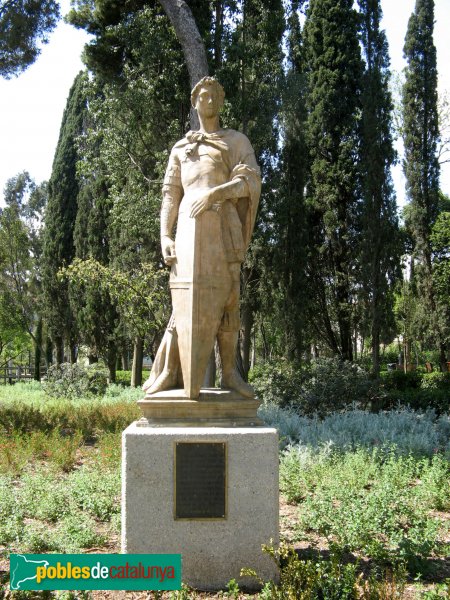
380, 370, 423, 391
0, 381, 141, 440
252, 359, 450, 415
249, 361, 305, 409
358, 0, 402, 375
0, 172, 46, 370
402, 0, 444, 361
244, 543, 406, 599
421, 581, 450, 599
71, 175, 122, 377
280, 448, 448, 575
303, 0, 364, 360
251, 358, 378, 416
69, 467, 120, 521
61, 258, 169, 341
42, 362, 108, 400
41, 72, 87, 355
0, 0, 60, 78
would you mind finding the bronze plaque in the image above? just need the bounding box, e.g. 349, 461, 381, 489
175, 442, 226, 519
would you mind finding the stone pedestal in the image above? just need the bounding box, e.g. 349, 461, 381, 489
122, 423, 279, 591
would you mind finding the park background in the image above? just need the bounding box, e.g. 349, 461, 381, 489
0, 0, 449, 598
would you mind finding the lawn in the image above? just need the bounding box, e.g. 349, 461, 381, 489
0, 382, 449, 599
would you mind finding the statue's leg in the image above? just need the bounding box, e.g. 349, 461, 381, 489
218, 263, 254, 398
143, 314, 180, 394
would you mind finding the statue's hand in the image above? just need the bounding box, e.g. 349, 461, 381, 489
189, 189, 219, 218
161, 235, 176, 266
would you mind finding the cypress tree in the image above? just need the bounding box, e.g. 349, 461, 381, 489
72, 175, 121, 381
273, 1, 310, 359
41, 72, 87, 363
358, 0, 402, 375
303, 0, 364, 360
403, 0, 445, 368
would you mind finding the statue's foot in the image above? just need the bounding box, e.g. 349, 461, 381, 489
145, 368, 178, 394
221, 370, 255, 398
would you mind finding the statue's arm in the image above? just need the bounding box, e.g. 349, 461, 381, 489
161, 151, 183, 265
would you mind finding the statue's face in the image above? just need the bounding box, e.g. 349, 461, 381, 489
195, 85, 221, 119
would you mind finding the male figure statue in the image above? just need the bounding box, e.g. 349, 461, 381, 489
143, 77, 261, 399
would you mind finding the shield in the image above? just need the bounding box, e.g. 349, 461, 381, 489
170, 196, 232, 399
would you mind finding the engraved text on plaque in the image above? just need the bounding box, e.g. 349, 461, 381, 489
175, 442, 226, 519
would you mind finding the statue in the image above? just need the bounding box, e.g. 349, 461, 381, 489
143, 77, 261, 400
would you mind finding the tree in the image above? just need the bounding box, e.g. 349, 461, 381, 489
358, 0, 402, 375
303, 0, 364, 360
71, 176, 122, 381
402, 0, 445, 369
41, 71, 87, 363
0, 0, 60, 78
267, 0, 310, 361
67, 6, 187, 383
0, 172, 47, 375
430, 210, 450, 352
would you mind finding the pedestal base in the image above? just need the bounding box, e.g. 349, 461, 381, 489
121, 423, 279, 591
138, 388, 263, 427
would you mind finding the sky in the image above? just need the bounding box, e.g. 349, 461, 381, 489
0, 0, 449, 209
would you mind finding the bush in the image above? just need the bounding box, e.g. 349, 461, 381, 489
280, 448, 448, 575
115, 370, 131, 387
421, 371, 450, 391
380, 370, 423, 391
251, 358, 381, 416
249, 361, 305, 409
42, 363, 108, 399
243, 543, 407, 599
259, 404, 450, 456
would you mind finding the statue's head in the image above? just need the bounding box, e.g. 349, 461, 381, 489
191, 77, 225, 116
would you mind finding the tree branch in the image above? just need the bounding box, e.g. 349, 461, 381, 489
158, 0, 209, 129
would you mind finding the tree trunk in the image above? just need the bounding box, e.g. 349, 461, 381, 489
241, 303, 253, 380
439, 343, 447, 372
33, 316, 43, 381
372, 328, 380, 378
70, 345, 77, 364
122, 350, 129, 371
55, 336, 64, 365
131, 337, 144, 388
236, 332, 246, 380
45, 335, 53, 366
107, 344, 117, 383
158, 0, 209, 129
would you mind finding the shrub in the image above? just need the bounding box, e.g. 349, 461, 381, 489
42, 363, 108, 399
280, 448, 447, 575
380, 370, 423, 391
243, 543, 407, 599
251, 358, 381, 416
421, 371, 450, 391
259, 404, 450, 456
298, 357, 379, 415
249, 361, 305, 409
69, 467, 120, 521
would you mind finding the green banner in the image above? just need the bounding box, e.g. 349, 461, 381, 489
10, 554, 181, 591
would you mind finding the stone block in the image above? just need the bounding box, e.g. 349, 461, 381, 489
122, 423, 279, 590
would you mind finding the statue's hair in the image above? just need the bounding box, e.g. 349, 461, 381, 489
191, 77, 225, 108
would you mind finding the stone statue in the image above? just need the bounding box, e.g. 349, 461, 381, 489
143, 77, 261, 400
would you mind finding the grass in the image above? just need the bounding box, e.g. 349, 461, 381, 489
0, 382, 448, 599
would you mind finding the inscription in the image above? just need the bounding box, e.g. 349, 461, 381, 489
175, 442, 226, 519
